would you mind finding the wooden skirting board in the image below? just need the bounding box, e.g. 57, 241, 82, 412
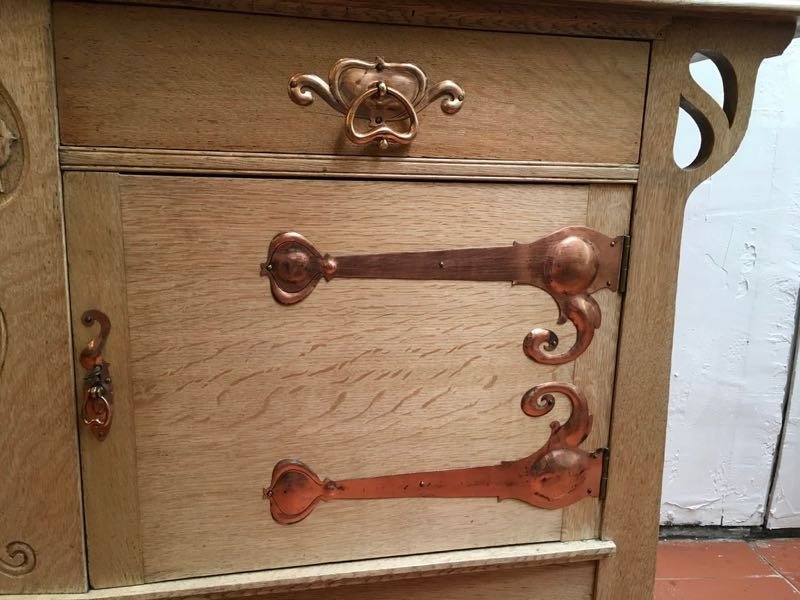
59, 147, 639, 183
5, 541, 615, 600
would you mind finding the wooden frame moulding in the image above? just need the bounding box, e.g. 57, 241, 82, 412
3, 541, 615, 600
62, 172, 145, 589
58, 148, 639, 183
0, 1, 85, 593
72, 0, 674, 40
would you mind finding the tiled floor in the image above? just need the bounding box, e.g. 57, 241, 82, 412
656, 538, 800, 599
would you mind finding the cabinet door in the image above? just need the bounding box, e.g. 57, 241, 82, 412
64, 173, 630, 586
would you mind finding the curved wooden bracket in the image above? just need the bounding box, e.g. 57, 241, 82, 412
651, 19, 795, 193
264, 382, 604, 524
261, 227, 625, 365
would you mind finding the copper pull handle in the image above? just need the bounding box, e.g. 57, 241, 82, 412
264, 383, 605, 524
79, 309, 113, 441
288, 57, 464, 149
261, 227, 626, 365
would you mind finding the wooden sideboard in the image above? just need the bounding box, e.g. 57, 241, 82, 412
1, 2, 797, 599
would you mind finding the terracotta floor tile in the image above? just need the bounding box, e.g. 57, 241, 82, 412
784, 572, 800, 591
656, 540, 775, 579
655, 577, 800, 600
752, 540, 800, 576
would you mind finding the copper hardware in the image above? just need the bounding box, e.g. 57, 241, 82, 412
264, 382, 605, 524
261, 227, 625, 365
79, 309, 113, 441
288, 57, 464, 149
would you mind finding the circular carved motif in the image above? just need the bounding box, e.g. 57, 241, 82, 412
0, 541, 36, 577
0, 83, 23, 204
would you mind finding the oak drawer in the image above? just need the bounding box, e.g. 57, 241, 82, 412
53, 1, 649, 163
64, 172, 630, 585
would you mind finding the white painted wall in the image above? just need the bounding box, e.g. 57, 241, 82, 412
660, 39, 800, 527
769, 317, 800, 528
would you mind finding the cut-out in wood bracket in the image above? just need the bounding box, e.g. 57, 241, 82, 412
663, 20, 793, 187
261, 227, 626, 365
264, 382, 605, 524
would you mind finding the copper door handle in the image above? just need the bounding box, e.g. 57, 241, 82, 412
264, 382, 605, 524
288, 57, 465, 149
79, 309, 114, 440
261, 227, 627, 365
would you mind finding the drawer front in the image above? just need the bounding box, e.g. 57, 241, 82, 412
65, 173, 630, 585
53, 2, 649, 163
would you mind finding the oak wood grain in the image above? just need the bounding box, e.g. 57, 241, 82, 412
561, 184, 632, 541
0, 1, 85, 593
63, 172, 145, 588
53, 2, 650, 164
102, 175, 630, 582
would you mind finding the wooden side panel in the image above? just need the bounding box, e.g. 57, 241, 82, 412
595, 17, 796, 600
63, 173, 145, 588
561, 184, 632, 541
0, 1, 85, 593
52, 2, 650, 164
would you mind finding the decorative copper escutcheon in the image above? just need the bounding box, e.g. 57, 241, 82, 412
264, 382, 605, 524
288, 57, 465, 149
260, 227, 626, 365
79, 309, 113, 441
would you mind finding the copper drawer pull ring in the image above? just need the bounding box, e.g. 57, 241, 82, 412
264, 382, 605, 524
261, 227, 627, 365
289, 57, 464, 149
79, 309, 113, 441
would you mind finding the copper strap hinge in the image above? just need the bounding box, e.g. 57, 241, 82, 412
261, 227, 626, 365
617, 235, 631, 294
264, 382, 604, 524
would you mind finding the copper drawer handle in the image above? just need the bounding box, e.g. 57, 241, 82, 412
260, 227, 627, 365
264, 382, 605, 524
79, 309, 113, 441
289, 57, 464, 149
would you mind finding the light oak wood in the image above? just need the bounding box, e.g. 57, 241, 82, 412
0, 1, 85, 593
58, 147, 640, 183
594, 16, 796, 600
62, 172, 145, 588
63, 175, 630, 584
561, 184, 632, 542
3, 541, 612, 600
88, 0, 673, 39
53, 2, 650, 164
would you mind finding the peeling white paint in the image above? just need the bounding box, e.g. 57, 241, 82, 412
660, 39, 800, 527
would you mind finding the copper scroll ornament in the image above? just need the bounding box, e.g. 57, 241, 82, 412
79, 309, 113, 440
264, 382, 604, 524
261, 227, 626, 365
